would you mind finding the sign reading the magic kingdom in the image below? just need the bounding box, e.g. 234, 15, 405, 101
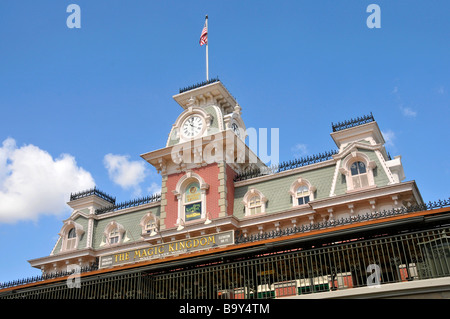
99, 230, 234, 269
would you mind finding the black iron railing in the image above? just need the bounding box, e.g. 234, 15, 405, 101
149, 225, 450, 299
0, 263, 98, 290
70, 187, 116, 204
235, 198, 450, 244
234, 150, 338, 182
95, 193, 161, 215
179, 77, 220, 94
331, 112, 375, 132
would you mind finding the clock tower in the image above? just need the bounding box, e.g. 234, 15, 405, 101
141, 80, 263, 236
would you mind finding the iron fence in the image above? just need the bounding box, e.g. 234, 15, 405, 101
2, 225, 450, 299
148, 226, 450, 299
1, 198, 449, 293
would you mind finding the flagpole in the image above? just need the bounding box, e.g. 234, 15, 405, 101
205, 15, 209, 81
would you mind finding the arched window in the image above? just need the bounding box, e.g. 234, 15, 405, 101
243, 188, 267, 216
66, 228, 77, 250
102, 221, 126, 246
109, 228, 120, 244
296, 185, 310, 205
340, 152, 376, 191
173, 172, 209, 228
140, 212, 160, 236
145, 221, 155, 233
59, 220, 84, 252
289, 177, 316, 207
248, 195, 262, 215
350, 161, 369, 188
184, 181, 202, 222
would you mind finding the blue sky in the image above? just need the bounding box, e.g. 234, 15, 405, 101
0, 0, 449, 284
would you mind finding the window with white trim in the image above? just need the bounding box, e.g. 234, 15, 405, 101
66, 228, 77, 250
248, 195, 262, 215
340, 151, 377, 191
140, 212, 160, 235
243, 188, 267, 216
350, 161, 369, 188
145, 221, 155, 234
296, 185, 310, 205
109, 228, 120, 244
102, 221, 125, 246
289, 177, 316, 207
183, 181, 202, 222
59, 221, 84, 252
173, 172, 209, 228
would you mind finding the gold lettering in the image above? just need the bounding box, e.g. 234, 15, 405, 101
169, 243, 175, 252
193, 239, 200, 248
147, 248, 153, 256
158, 246, 164, 254
133, 250, 141, 259
115, 252, 130, 262
208, 235, 215, 245
186, 240, 193, 249
179, 241, 185, 250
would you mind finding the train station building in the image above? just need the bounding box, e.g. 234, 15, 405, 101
1, 79, 450, 299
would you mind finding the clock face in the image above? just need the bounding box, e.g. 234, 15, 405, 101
182, 116, 203, 138
231, 122, 240, 137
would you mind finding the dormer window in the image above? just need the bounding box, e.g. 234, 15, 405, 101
249, 195, 262, 215
145, 221, 155, 233
102, 221, 126, 246
66, 228, 77, 250
109, 228, 120, 244
340, 152, 377, 192
58, 220, 84, 252
350, 161, 369, 188
289, 178, 316, 207
296, 185, 310, 205
243, 189, 267, 216
140, 212, 160, 236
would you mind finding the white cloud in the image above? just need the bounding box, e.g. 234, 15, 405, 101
381, 130, 396, 147
103, 154, 147, 194
392, 86, 417, 118
291, 143, 308, 158
147, 182, 161, 195
399, 105, 417, 118
0, 138, 95, 223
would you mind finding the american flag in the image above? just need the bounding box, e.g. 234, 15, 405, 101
199, 19, 208, 46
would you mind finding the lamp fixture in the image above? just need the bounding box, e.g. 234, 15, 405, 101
177, 218, 186, 231
204, 212, 212, 225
